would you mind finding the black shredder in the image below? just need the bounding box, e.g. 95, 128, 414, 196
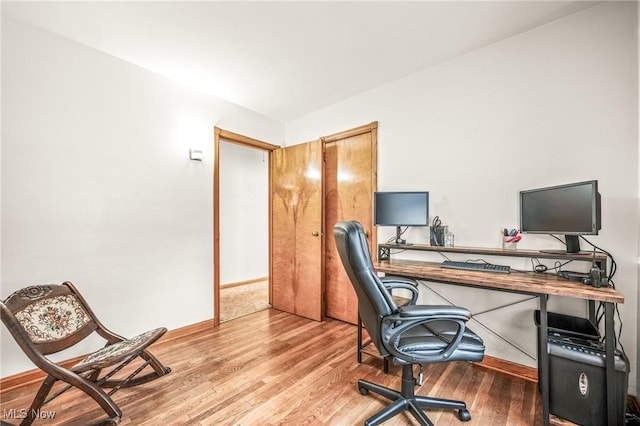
534, 310, 629, 426
548, 336, 629, 425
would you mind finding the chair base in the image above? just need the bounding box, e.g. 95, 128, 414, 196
358, 364, 471, 426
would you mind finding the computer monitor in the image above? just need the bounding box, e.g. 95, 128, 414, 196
519, 180, 601, 253
374, 191, 429, 244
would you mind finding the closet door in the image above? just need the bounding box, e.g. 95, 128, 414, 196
271, 140, 323, 321
324, 124, 377, 325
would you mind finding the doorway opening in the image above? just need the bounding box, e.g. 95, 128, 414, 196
219, 278, 270, 322
214, 128, 280, 325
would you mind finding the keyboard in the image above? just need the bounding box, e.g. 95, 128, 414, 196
440, 260, 511, 274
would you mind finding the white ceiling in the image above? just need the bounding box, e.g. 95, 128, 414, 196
2, 1, 599, 121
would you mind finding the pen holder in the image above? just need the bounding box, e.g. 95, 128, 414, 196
502, 235, 518, 250
431, 225, 447, 246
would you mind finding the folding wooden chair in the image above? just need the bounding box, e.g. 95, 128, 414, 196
1, 282, 171, 425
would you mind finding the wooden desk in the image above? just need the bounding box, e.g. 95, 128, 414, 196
373, 258, 625, 426
374, 259, 623, 303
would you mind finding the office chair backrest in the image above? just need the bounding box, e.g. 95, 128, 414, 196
333, 221, 399, 357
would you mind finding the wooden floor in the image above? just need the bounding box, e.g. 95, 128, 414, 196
0, 309, 542, 425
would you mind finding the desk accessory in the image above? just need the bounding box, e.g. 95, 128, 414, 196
582, 246, 608, 288
430, 216, 445, 246
502, 228, 520, 250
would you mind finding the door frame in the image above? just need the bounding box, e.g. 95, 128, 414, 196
213, 127, 280, 326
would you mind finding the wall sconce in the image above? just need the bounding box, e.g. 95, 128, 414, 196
189, 149, 203, 161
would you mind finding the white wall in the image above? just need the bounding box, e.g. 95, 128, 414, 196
219, 142, 269, 284
0, 17, 283, 377
637, 0, 640, 401
287, 2, 639, 395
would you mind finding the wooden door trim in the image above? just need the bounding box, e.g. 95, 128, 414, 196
320, 121, 378, 144
370, 125, 378, 252
215, 128, 280, 151
213, 127, 280, 326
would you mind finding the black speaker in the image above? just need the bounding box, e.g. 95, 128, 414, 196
548, 336, 629, 426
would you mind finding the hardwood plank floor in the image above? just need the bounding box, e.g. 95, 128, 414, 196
0, 309, 541, 425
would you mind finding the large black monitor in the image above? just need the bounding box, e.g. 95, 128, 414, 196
374, 191, 429, 244
519, 180, 601, 253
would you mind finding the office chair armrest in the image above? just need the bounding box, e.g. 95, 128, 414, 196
397, 305, 471, 320
381, 277, 419, 305
380, 276, 417, 287
382, 308, 470, 362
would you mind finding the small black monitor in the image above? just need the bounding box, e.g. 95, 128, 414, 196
519, 180, 601, 253
374, 191, 429, 244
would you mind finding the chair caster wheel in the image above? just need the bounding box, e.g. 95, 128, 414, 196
457, 409, 471, 422
359, 387, 369, 395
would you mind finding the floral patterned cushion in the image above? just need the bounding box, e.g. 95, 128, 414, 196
72, 328, 165, 371
15, 295, 90, 343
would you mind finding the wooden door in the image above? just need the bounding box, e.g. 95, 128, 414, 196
324, 124, 377, 324
271, 140, 323, 321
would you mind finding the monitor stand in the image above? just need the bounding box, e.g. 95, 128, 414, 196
539, 235, 581, 254
389, 226, 412, 245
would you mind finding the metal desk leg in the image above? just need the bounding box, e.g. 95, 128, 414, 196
357, 312, 363, 363
357, 312, 389, 373
588, 300, 596, 323
604, 302, 617, 425
539, 295, 550, 426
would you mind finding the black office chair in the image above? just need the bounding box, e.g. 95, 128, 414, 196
333, 221, 485, 426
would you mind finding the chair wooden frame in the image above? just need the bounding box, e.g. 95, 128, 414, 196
1, 282, 171, 426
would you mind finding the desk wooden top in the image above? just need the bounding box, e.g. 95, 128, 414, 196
373, 259, 624, 304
